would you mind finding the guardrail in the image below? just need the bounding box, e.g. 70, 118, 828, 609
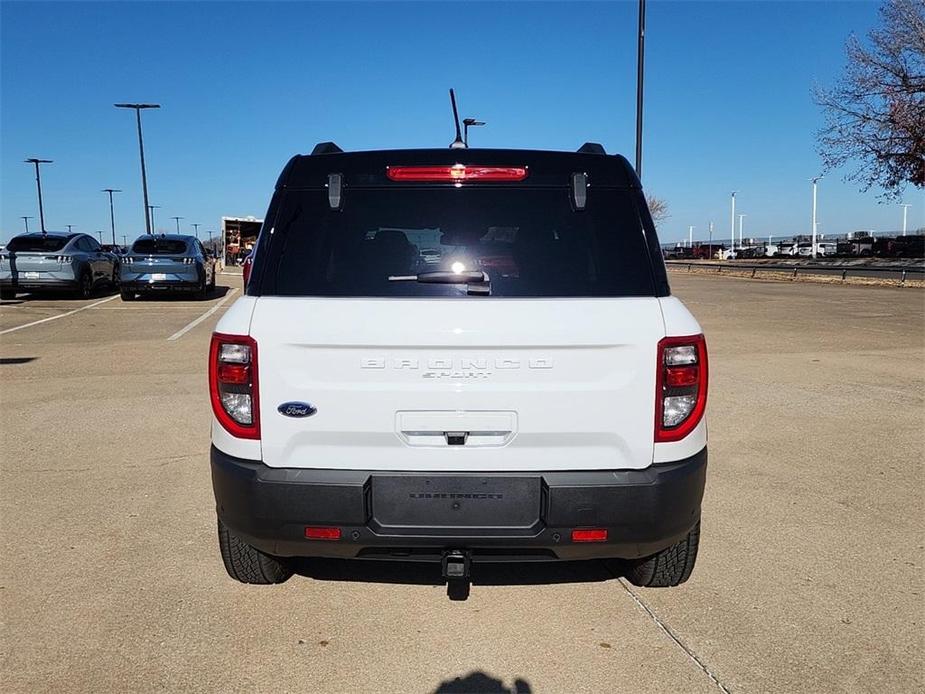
665, 260, 925, 285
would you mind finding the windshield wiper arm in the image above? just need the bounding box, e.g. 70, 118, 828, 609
388, 270, 488, 284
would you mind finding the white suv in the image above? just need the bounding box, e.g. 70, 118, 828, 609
209, 143, 708, 594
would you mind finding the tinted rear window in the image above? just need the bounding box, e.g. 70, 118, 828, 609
131, 239, 189, 255
8, 236, 71, 252
258, 187, 655, 297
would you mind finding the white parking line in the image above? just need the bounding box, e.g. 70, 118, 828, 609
167, 289, 238, 341
0, 295, 120, 336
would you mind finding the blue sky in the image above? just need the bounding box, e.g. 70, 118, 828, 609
2, 1, 922, 245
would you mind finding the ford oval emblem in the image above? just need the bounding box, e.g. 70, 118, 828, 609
277, 402, 317, 418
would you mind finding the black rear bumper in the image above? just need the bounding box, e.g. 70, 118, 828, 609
211, 446, 707, 561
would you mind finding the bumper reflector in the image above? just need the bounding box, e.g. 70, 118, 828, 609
305, 526, 341, 541
571, 528, 608, 543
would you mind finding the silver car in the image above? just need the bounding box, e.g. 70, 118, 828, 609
120, 234, 217, 300
0, 232, 118, 300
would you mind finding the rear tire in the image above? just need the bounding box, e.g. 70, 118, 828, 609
120, 290, 135, 302
625, 521, 700, 588
77, 271, 93, 299
0, 288, 15, 300
217, 518, 292, 585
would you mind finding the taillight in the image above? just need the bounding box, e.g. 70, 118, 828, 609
123, 256, 135, 265
386, 165, 528, 182
209, 333, 259, 439
55, 255, 72, 263
655, 334, 708, 442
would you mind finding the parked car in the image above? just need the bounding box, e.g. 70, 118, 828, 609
0, 232, 118, 299
120, 234, 216, 300
208, 142, 709, 595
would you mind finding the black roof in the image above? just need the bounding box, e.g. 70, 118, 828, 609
277, 147, 640, 190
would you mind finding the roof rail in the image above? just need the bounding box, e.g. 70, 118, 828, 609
310, 142, 344, 155
577, 142, 606, 155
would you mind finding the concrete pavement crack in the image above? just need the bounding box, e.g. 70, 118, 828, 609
618, 578, 732, 694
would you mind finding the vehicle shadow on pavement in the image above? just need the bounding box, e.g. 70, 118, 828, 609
131, 285, 231, 301
433, 671, 532, 694
292, 557, 624, 587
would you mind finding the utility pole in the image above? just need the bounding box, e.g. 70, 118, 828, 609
24, 158, 53, 234
191, 223, 200, 239
901, 203, 911, 236
171, 216, 183, 233
738, 214, 746, 248
21, 216, 34, 233
115, 103, 160, 235
102, 189, 121, 246
730, 192, 737, 256
635, 0, 646, 179
811, 175, 823, 259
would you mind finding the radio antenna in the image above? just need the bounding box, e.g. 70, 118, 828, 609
448, 89, 466, 149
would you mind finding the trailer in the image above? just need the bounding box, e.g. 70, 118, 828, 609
221, 216, 263, 267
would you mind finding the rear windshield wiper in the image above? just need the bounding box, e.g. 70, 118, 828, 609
388, 270, 487, 284
388, 270, 491, 295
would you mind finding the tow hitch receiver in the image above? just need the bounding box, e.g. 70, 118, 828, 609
442, 550, 472, 601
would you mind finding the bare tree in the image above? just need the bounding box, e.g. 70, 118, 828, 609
646, 195, 670, 225
815, 0, 925, 198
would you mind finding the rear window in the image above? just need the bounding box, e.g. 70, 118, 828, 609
7, 235, 71, 252
131, 238, 189, 255
258, 187, 656, 297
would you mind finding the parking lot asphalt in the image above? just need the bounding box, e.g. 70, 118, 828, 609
1, 273, 922, 693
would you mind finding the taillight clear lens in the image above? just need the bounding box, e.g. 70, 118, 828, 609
656, 334, 708, 442
209, 334, 259, 439
56, 255, 72, 263
663, 394, 698, 427
220, 392, 253, 425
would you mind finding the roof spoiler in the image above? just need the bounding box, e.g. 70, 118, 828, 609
577, 142, 606, 155
310, 142, 344, 155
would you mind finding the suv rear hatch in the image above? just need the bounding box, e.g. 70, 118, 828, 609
246, 149, 669, 472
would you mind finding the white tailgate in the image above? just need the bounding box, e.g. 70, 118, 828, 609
251, 298, 665, 471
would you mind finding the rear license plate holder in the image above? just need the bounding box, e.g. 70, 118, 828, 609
150, 273, 167, 281
22, 272, 40, 279
370, 475, 542, 535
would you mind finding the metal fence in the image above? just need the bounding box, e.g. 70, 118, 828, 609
665, 260, 925, 285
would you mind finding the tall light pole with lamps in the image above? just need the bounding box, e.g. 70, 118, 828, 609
738, 213, 746, 248
191, 223, 200, 239
148, 205, 161, 233
24, 158, 53, 234
900, 203, 911, 236
102, 189, 121, 246
729, 192, 737, 256
811, 175, 823, 259
21, 216, 34, 233
114, 103, 160, 235
171, 216, 184, 233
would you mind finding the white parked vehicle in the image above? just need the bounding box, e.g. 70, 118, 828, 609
209, 142, 709, 595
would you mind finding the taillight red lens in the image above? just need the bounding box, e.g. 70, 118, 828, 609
305, 527, 341, 540
386, 165, 528, 182
209, 333, 260, 439
655, 334, 708, 443
571, 528, 608, 543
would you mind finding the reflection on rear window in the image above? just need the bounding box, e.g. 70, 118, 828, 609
131, 239, 188, 255
7, 235, 71, 252
259, 187, 655, 297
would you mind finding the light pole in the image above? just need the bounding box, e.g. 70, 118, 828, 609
708, 221, 714, 258
96, 230, 104, 243
730, 192, 737, 256
900, 203, 911, 236
811, 175, 823, 259
688, 225, 694, 248
148, 205, 161, 233
115, 103, 160, 235
102, 189, 121, 246
66, 224, 74, 233
122, 234, 128, 247
738, 214, 746, 248
462, 118, 485, 147
24, 158, 53, 234
21, 216, 34, 233
191, 223, 200, 239
635, 0, 646, 178
171, 216, 183, 233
